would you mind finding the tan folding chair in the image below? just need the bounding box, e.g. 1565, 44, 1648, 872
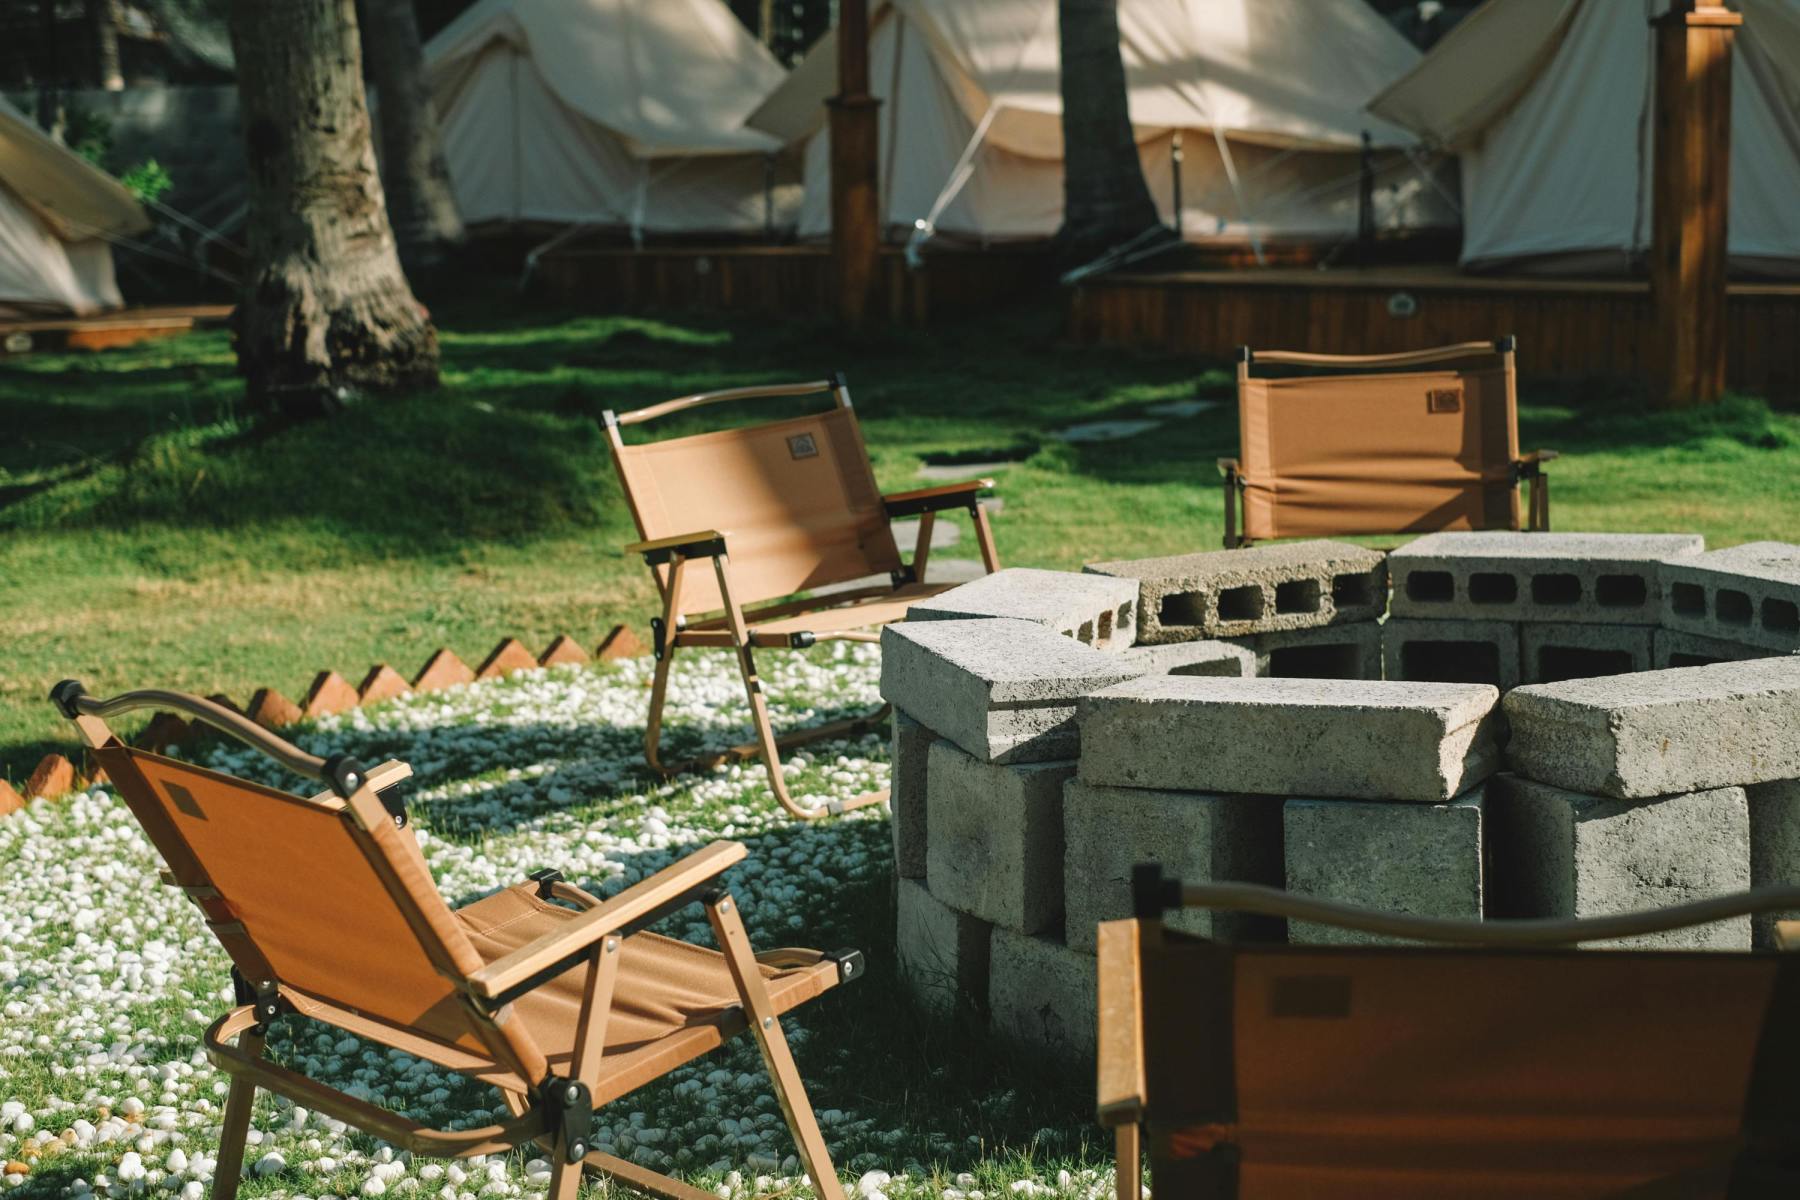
1099, 868, 1800, 1199
605, 374, 1000, 820
1218, 338, 1557, 548
52, 680, 864, 1200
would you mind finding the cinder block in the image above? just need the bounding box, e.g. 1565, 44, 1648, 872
1748, 780, 1800, 951
1284, 791, 1485, 945
1062, 779, 1282, 951
1661, 541, 1800, 653
1486, 775, 1750, 949
1117, 639, 1255, 678
1652, 628, 1772, 670
907, 568, 1138, 650
896, 879, 991, 1015
925, 741, 1074, 935
880, 619, 1143, 763
1388, 531, 1702, 623
1254, 621, 1383, 680
1504, 657, 1800, 798
1079, 675, 1500, 802
1520, 623, 1654, 684
1383, 618, 1522, 689
1084, 540, 1386, 643
889, 711, 935, 879
988, 926, 1096, 1061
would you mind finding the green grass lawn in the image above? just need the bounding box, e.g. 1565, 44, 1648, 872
3, 290, 1798, 782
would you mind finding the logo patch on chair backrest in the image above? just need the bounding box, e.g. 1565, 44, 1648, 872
1428, 387, 1463, 414
787, 433, 819, 460
164, 781, 206, 819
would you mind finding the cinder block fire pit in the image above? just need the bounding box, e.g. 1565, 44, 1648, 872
878, 534, 1800, 1062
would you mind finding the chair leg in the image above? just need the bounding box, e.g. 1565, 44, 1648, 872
706, 893, 848, 1200
546, 1139, 585, 1200
970, 502, 1001, 574
1115, 1122, 1142, 1200
644, 643, 679, 777
212, 1029, 265, 1200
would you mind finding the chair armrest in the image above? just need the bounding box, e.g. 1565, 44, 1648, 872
882, 479, 994, 518
1095, 919, 1146, 1128
625, 529, 729, 565
306, 759, 411, 806
1216, 457, 1240, 476
465, 840, 748, 1005
1523, 449, 1559, 464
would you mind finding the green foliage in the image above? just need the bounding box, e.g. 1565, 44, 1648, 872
61, 103, 113, 168
118, 158, 176, 205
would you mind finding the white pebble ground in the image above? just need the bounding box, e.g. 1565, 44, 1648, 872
0, 645, 1115, 1199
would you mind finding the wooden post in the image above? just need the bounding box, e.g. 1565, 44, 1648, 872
828, 0, 881, 330
1649, 1, 1741, 408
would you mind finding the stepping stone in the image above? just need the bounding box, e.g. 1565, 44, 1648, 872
1053, 419, 1163, 443
890, 517, 961, 550
917, 461, 1017, 481
1146, 399, 1219, 418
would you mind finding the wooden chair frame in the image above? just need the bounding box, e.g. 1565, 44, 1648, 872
1099, 870, 1800, 1199
52, 683, 861, 1200
1218, 339, 1558, 548
605, 375, 1000, 821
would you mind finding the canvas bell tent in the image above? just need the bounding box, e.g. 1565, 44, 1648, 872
1369, 0, 1800, 276
424, 0, 801, 239
746, 0, 1457, 253
0, 97, 148, 316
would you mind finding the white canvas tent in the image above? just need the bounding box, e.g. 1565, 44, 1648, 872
746, 0, 1457, 251
424, 0, 801, 238
1369, 0, 1800, 276
0, 97, 148, 316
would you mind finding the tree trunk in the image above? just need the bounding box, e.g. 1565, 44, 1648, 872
90, 0, 123, 91
226, 0, 438, 417
1055, 0, 1166, 263
360, 0, 466, 271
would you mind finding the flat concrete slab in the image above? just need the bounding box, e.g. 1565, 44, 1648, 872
1504, 656, 1800, 798
988, 926, 1096, 1062
1749, 780, 1800, 950
1086, 540, 1387, 642
925, 741, 1073, 936
1487, 775, 1750, 950
1117, 639, 1256, 678
881, 619, 1144, 763
889, 710, 936, 879
1079, 675, 1501, 802
1389, 531, 1703, 624
1285, 790, 1485, 945
907, 567, 1138, 649
1661, 541, 1800, 653
896, 878, 992, 1016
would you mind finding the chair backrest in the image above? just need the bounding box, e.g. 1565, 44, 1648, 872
93, 736, 532, 1072
606, 378, 902, 617
1236, 340, 1520, 542
1132, 929, 1793, 1197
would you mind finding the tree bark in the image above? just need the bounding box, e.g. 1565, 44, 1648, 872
360, 0, 466, 271
90, 0, 123, 91
226, 0, 438, 416
1055, 0, 1166, 263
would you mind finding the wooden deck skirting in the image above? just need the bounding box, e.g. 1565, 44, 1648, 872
0, 304, 234, 353
1066, 267, 1800, 399
532, 244, 1061, 325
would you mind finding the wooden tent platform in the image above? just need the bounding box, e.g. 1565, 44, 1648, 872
0, 304, 233, 354
1066, 265, 1800, 398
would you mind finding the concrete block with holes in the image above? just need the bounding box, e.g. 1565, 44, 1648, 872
1283, 790, 1485, 945
1061, 779, 1283, 951
1387, 531, 1703, 624
1079, 675, 1501, 802
880, 619, 1144, 764
1520, 623, 1654, 684
889, 711, 936, 879
1383, 618, 1523, 689
1504, 657, 1800, 798
925, 740, 1074, 935
906, 567, 1138, 649
1748, 780, 1800, 950
896, 878, 992, 1015
1660, 541, 1800, 653
1253, 621, 1384, 680
1083, 540, 1387, 643
987, 926, 1097, 1061
1485, 775, 1750, 949
1117, 638, 1257, 678
1652, 628, 1776, 670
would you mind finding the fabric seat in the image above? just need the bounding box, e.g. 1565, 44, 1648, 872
741, 581, 955, 636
